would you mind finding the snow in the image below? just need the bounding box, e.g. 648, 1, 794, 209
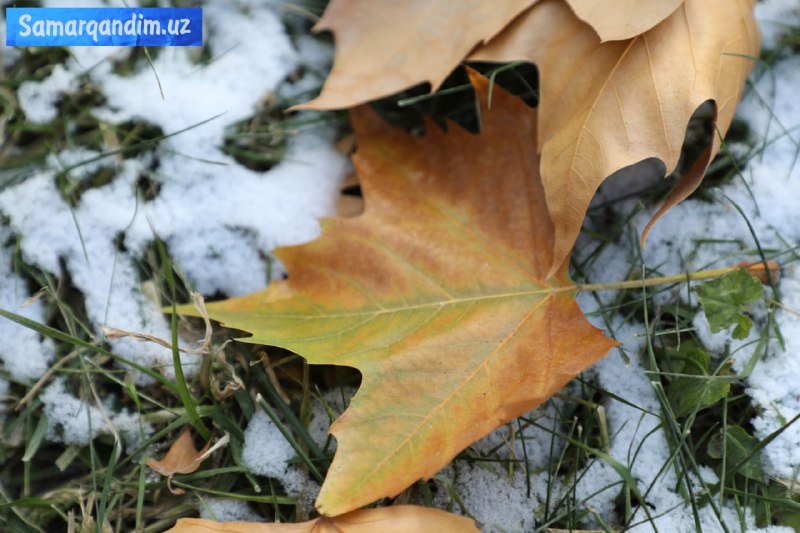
1, 0, 799, 531
198, 497, 265, 523
17, 65, 78, 124
755, 0, 800, 49
0, 231, 55, 383
241, 410, 319, 503
631, 50, 800, 489
41, 377, 150, 451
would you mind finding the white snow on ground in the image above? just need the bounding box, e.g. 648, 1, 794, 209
198, 497, 265, 523
40, 377, 151, 450
241, 410, 319, 503
1, 1, 800, 531
0, 228, 55, 383
756, 0, 800, 49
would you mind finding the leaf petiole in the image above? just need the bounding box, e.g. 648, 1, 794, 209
575, 262, 778, 294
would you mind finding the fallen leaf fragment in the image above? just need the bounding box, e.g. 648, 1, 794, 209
146, 427, 211, 495
564, 0, 684, 41
179, 72, 617, 516
166, 505, 479, 533
472, 0, 759, 273
296, 0, 538, 110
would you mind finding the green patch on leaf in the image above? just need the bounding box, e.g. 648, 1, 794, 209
695, 268, 763, 339
707, 425, 764, 482
667, 347, 730, 417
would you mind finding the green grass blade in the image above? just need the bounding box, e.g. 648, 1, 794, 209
22, 415, 47, 463
0, 307, 176, 392
154, 235, 210, 440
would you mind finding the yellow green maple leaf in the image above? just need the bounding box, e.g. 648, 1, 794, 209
178, 71, 617, 516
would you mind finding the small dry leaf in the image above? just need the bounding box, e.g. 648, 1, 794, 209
472, 0, 759, 272
146, 427, 210, 495
166, 505, 479, 533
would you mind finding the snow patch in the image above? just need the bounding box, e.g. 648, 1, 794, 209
198, 497, 265, 523
242, 410, 318, 502
41, 378, 150, 450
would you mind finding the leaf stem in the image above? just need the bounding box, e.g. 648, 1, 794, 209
577, 265, 758, 293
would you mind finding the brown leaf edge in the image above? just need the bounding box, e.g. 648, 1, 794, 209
165, 505, 481, 533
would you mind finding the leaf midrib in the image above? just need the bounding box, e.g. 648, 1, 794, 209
254, 284, 574, 320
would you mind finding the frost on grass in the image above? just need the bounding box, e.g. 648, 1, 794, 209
242, 410, 318, 504
435, 402, 564, 533
0, 0, 346, 446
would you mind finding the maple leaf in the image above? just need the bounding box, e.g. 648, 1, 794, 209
564, 0, 685, 41
180, 72, 617, 516
166, 505, 479, 533
146, 427, 211, 495
297, 0, 538, 110
472, 0, 759, 272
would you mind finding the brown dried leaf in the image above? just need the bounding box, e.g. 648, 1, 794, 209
146, 427, 210, 495
472, 0, 759, 272
296, 0, 538, 110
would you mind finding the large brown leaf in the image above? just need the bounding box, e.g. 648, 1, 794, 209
472, 0, 759, 272
564, 0, 685, 41
183, 72, 617, 516
297, 0, 538, 110
166, 505, 479, 533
